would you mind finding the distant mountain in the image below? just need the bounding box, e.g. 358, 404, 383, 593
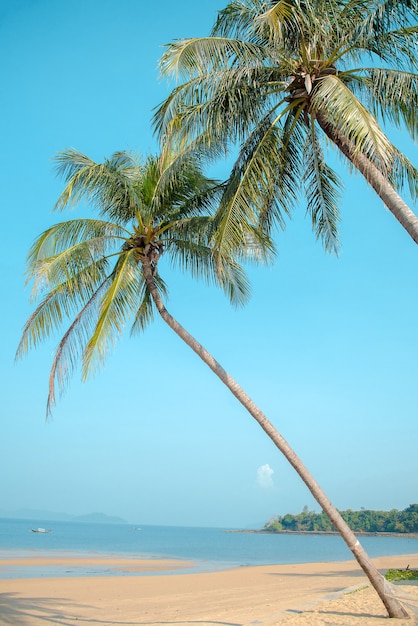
72, 512, 127, 524
0, 508, 127, 524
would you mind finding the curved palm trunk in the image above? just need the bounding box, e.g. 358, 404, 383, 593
142, 259, 409, 619
316, 112, 418, 244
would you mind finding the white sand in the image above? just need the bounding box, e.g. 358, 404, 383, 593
0, 552, 417, 625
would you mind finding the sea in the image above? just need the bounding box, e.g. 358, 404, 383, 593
1, 517, 418, 579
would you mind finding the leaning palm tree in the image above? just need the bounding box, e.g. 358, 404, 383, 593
17, 148, 409, 618
154, 0, 418, 258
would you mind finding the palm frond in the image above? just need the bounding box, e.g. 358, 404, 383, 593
166, 214, 250, 301
54, 149, 97, 182
214, 254, 252, 307
168, 236, 217, 281
130, 274, 168, 335
154, 82, 231, 159
54, 149, 141, 224
46, 277, 112, 416
257, 0, 300, 30
151, 152, 221, 219
212, 0, 271, 40
81, 249, 143, 378
16, 254, 112, 363
235, 224, 276, 265
362, 0, 418, 40
357, 68, 418, 140
212, 105, 299, 262
391, 149, 418, 199
26, 220, 127, 303
362, 26, 418, 67
167, 214, 270, 306
304, 121, 342, 253
256, 0, 322, 52
159, 36, 267, 79
312, 75, 396, 171
27, 219, 127, 265
155, 61, 290, 158
262, 104, 306, 230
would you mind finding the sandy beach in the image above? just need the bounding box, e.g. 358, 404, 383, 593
0, 553, 417, 625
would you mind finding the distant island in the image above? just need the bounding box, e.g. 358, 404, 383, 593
263, 504, 418, 534
0, 509, 127, 524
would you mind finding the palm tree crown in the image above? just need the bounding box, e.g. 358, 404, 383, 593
154, 0, 418, 253
17, 149, 271, 414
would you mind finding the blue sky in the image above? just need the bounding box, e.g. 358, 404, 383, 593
1, 0, 417, 529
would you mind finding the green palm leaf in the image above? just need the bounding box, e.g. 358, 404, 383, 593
54, 150, 141, 224
392, 149, 418, 199
212, 0, 272, 39
303, 121, 342, 254
312, 75, 395, 171
359, 68, 418, 139
159, 36, 267, 78
82, 249, 144, 377
130, 273, 168, 335
16, 257, 112, 358
47, 276, 113, 415
212, 111, 294, 258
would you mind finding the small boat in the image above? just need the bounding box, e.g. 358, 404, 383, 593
31, 528, 51, 534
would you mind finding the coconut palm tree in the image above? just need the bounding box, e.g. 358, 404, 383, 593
17, 148, 408, 618
154, 0, 418, 258
16, 149, 264, 412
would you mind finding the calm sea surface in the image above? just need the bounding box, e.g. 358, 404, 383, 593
1, 518, 417, 578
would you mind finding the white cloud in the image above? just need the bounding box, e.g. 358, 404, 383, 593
257, 464, 274, 489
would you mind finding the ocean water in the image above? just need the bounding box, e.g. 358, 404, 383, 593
1, 518, 418, 578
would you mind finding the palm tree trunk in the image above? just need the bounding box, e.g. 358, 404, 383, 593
142, 259, 409, 619
316, 112, 418, 244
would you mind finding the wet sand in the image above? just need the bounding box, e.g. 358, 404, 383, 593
0, 552, 417, 625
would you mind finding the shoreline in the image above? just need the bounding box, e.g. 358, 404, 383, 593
227, 529, 418, 537
0, 552, 417, 625
2, 538, 418, 580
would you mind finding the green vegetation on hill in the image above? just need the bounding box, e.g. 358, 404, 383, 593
264, 504, 418, 534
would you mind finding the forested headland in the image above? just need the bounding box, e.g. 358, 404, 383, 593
264, 504, 418, 534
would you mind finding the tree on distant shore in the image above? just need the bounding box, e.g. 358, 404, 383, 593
265, 504, 418, 533
17, 148, 408, 618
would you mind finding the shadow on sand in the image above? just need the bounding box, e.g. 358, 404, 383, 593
0, 592, 240, 626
